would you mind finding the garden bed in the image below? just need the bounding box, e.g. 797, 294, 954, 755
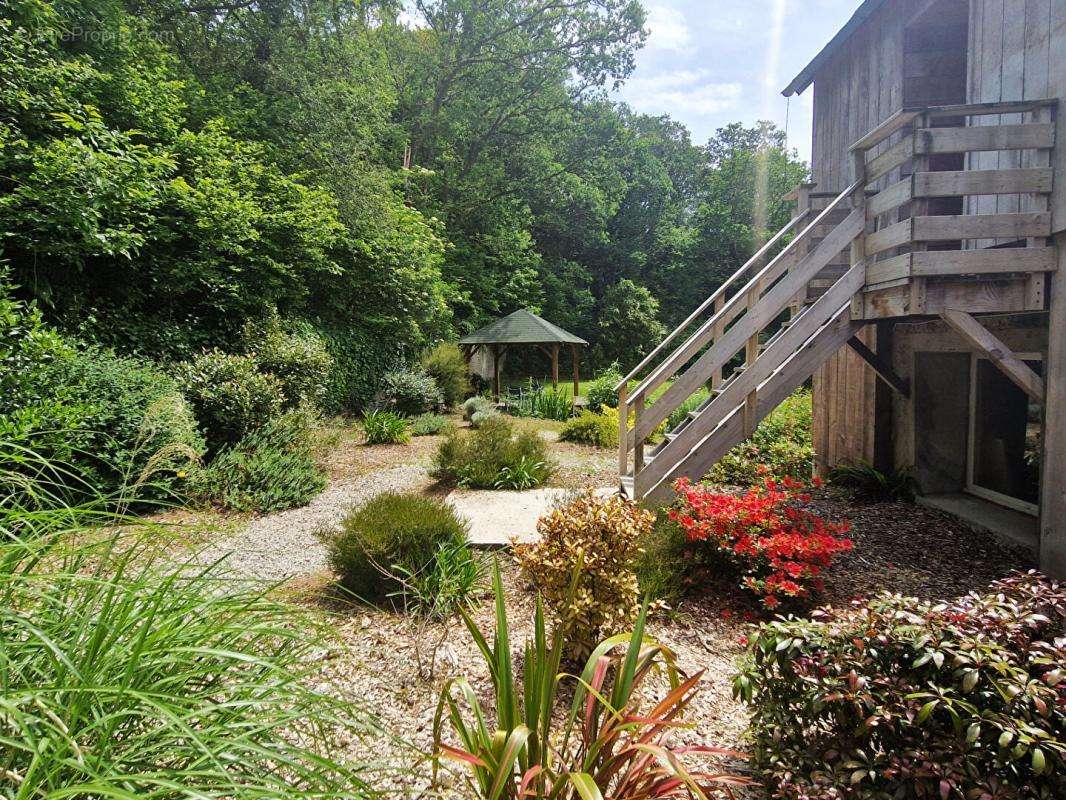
281, 484, 1035, 798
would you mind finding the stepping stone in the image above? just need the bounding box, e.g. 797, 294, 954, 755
446, 486, 615, 547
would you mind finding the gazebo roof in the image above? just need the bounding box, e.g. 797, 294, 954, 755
459, 309, 587, 346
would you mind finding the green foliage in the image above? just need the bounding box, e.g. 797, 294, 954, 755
189, 410, 326, 512
389, 539, 487, 619
508, 382, 574, 421
515, 490, 654, 659
434, 415, 553, 489
362, 410, 411, 445
829, 460, 918, 502
585, 363, 622, 411
469, 409, 500, 428
410, 412, 452, 436
421, 342, 471, 408
595, 279, 667, 367
323, 491, 471, 602
318, 324, 404, 413
375, 368, 443, 416
735, 573, 1065, 800
0, 498, 374, 796
494, 457, 550, 490
666, 389, 709, 431
633, 511, 690, 605
174, 350, 284, 452
462, 395, 495, 421
245, 314, 333, 411
559, 408, 617, 448
433, 562, 748, 798
706, 389, 813, 485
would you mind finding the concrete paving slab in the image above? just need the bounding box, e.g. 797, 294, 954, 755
446, 486, 615, 546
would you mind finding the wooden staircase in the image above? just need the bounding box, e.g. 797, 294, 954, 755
617, 98, 1059, 503
617, 180, 866, 502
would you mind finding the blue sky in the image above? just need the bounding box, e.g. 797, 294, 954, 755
613, 0, 863, 163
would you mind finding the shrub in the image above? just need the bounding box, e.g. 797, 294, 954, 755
410, 412, 452, 436
189, 410, 327, 512
469, 409, 500, 429
0, 515, 374, 796
515, 490, 654, 658
318, 324, 403, 413
434, 563, 748, 798
174, 350, 283, 451
362, 410, 411, 444
433, 415, 553, 489
706, 389, 813, 485
559, 408, 617, 448
461, 395, 495, 420
671, 476, 852, 609
494, 456, 549, 490
734, 572, 1066, 800
633, 510, 690, 605
390, 539, 486, 619
245, 314, 333, 411
508, 381, 573, 420
374, 367, 443, 415
421, 342, 471, 408
323, 491, 470, 602
829, 460, 918, 502
585, 362, 622, 412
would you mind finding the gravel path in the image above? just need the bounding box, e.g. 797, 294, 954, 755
197, 464, 430, 581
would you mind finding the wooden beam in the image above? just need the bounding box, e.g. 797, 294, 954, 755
913, 167, 1053, 198
550, 343, 560, 388
1040, 233, 1066, 578
916, 123, 1055, 154
865, 135, 915, 182
846, 336, 909, 397
570, 343, 580, 398
939, 309, 1045, 403
911, 212, 1051, 242
866, 176, 913, 219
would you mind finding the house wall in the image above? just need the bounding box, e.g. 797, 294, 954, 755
968, 0, 1066, 234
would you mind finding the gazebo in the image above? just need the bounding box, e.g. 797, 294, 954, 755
459, 309, 588, 400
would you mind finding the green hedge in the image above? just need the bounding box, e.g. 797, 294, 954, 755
317, 324, 405, 414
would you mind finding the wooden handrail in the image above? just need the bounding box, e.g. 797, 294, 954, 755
628, 179, 861, 403
611, 208, 811, 393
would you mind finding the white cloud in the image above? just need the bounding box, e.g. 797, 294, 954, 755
644, 4, 693, 53
620, 70, 744, 115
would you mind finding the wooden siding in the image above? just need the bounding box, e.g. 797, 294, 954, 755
968, 0, 1066, 233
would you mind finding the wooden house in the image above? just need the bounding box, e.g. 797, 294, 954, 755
616, 0, 1066, 578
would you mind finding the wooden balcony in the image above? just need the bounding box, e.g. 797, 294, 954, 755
809, 99, 1058, 320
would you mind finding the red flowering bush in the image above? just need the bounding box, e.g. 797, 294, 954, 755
669, 477, 851, 608
734, 572, 1066, 800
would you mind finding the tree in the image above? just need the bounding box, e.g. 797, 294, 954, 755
596, 278, 665, 367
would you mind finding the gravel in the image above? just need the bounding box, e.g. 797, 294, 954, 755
196, 464, 431, 581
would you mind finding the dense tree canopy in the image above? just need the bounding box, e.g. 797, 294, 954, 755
0, 0, 807, 397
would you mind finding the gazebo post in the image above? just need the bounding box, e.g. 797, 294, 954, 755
492, 344, 501, 401
550, 343, 560, 389
571, 343, 580, 398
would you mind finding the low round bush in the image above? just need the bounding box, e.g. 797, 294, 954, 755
410, 412, 451, 436
433, 415, 552, 489
735, 572, 1066, 800
586, 363, 622, 412
420, 342, 471, 408
245, 315, 333, 411
374, 367, 443, 416
188, 410, 326, 512
362, 410, 410, 444
560, 408, 617, 448
174, 350, 283, 452
322, 492, 470, 600
461, 395, 494, 421
515, 490, 655, 659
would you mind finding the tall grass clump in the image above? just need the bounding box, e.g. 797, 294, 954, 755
0, 445, 375, 797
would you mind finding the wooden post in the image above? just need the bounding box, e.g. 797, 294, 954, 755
632, 392, 645, 481
1025, 105, 1052, 310
492, 344, 501, 401
710, 295, 725, 390
618, 382, 629, 476
550, 343, 560, 388
906, 115, 928, 316
570, 344, 580, 398
1040, 232, 1066, 579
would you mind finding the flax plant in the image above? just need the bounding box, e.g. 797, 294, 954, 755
433, 562, 751, 799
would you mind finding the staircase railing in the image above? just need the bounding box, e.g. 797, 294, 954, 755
615, 178, 862, 483
616, 97, 1059, 500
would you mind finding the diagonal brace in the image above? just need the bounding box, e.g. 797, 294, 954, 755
846, 335, 910, 398
940, 309, 1045, 403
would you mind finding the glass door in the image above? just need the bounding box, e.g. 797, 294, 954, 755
966, 354, 1042, 515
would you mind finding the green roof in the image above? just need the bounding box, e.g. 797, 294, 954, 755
459, 309, 587, 345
